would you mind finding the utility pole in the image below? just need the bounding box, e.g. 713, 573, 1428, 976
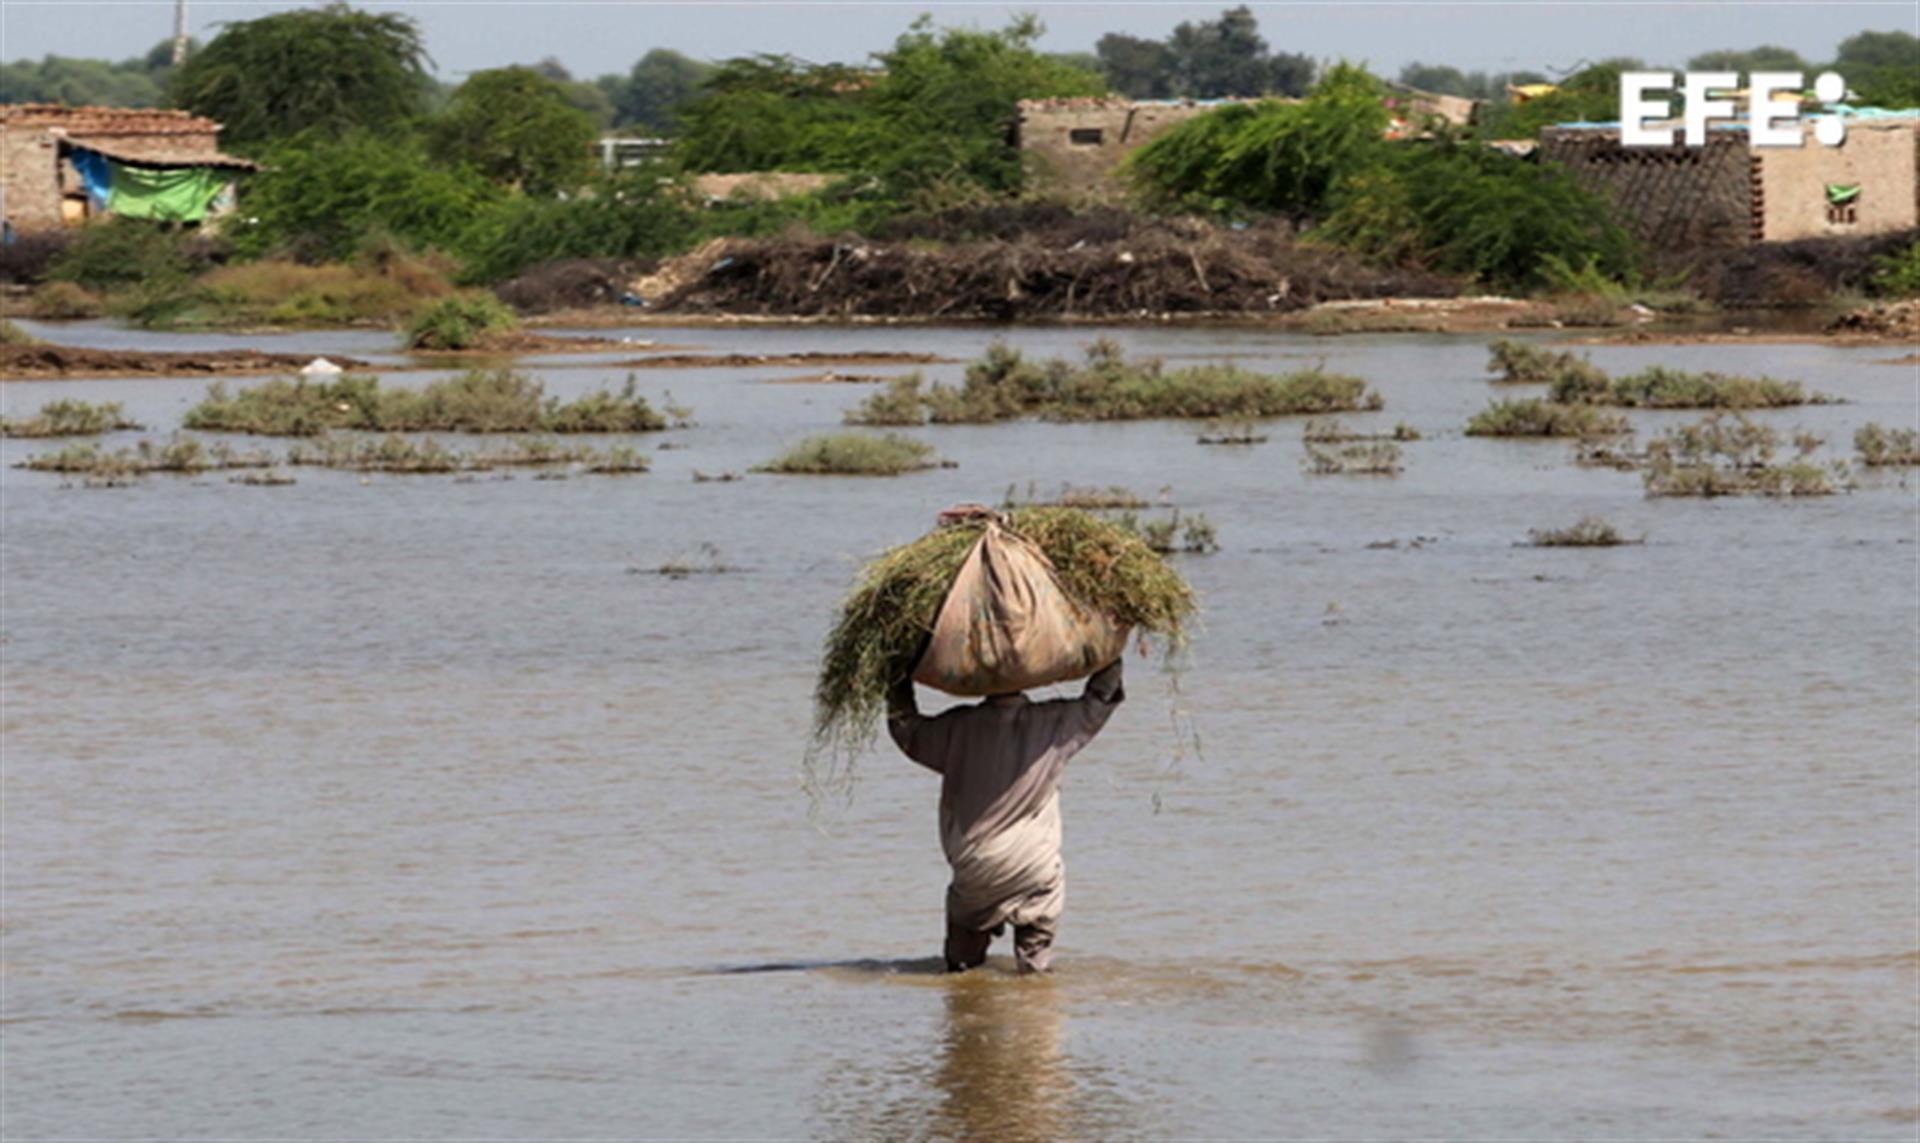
171, 0, 189, 65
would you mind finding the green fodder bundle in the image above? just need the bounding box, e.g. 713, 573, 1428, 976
807, 507, 1198, 791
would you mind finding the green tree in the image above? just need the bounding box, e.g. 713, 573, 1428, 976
0, 42, 182, 106
1833, 30, 1920, 107
863, 16, 1107, 199
1095, 33, 1175, 98
170, 4, 433, 151
1686, 45, 1809, 73
1474, 58, 1644, 140
1165, 6, 1313, 97
1129, 63, 1389, 220
614, 49, 714, 133
429, 67, 598, 195
671, 55, 873, 172
232, 131, 499, 261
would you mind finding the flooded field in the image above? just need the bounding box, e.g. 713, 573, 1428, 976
3, 320, 1917, 1138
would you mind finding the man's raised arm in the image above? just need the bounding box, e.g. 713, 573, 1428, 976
887, 677, 948, 774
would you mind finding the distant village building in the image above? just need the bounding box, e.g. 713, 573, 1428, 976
1018, 88, 1479, 200
1017, 97, 1266, 201
1541, 113, 1920, 249
0, 104, 255, 233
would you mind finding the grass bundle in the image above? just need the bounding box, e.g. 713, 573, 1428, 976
807, 508, 1198, 788
1526, 517, 1640, 547
0, 399, 141, 438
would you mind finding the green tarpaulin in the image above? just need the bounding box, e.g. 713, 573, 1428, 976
105, 162, 228, 223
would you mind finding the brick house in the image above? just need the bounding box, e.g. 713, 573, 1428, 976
0, 104, 256, 233
1540, 114, 1920, 250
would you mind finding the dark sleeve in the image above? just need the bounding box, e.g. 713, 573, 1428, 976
886, 677, 948, 775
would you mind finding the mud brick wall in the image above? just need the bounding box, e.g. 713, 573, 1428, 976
1753, 120, 1919, 242
1019, 101, 1238, 202
1539, 129, 1755, 251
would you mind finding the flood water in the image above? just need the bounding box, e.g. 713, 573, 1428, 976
3, 320, 1917, 1139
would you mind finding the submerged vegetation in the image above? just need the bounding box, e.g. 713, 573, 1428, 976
16, 438, 274, 481
1642, 414, 1848, 497
809, 507, 1197, 770
758, 432, 946, 476
16, 433, 649, 481
845, 340, 1379, 425
1556, 366, 1827, 410
1465, 399, 1630, 438
0, 399, 142, 438
1854, 423, 1920, 466
1301, 418, 1420, 442
1526, 517, 1640, 547
1485, 338, 1607, 387
182, 371, 670, 435
1304, 440, 1404, 474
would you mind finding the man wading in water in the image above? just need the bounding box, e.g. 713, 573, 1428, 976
886, 658, 1125, 973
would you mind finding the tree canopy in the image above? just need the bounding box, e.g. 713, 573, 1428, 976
170, 4, 433, 151
428, 66, 599, 195
1096, 6, 1314, 99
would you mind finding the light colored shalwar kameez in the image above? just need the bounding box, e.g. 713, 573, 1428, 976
887, 659, 1125, 972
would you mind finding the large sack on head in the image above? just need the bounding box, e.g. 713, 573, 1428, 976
914, 520, 1127, 696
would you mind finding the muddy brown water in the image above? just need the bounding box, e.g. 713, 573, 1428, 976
3, 320, 1916, 1138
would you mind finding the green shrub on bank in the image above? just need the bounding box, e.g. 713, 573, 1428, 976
1465, 398, 1630, 438
847, 340, 1380, 425
1486, 338, 1608, 388
183, 370, 669, 435
405, 293, 519, 350
0, 319, 39, 345
1869, 241, 1920, 298
758, 432, 944, 475
26, 281, 105, 319
46, 218, 203, 292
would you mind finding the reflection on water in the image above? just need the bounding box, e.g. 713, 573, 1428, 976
933, 975, 1070, 1142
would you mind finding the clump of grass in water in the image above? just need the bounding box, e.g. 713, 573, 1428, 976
16, 437, 274, 478
650, 542, 743, 579
1549, 364, 1830, 409
807, 507, 1198, 797
1466, 399, 1630, 438
1643, 413, 1849, 497
1302, 419, 1421, 443
0, 399, 142, 438
1304, 440, 1403, 475
758, 432, 946, 476
845, 339, 1380, 425
1116, 509, 1219, 554
1197, 419, 1268, 445
1486, 338, 1607, 387
404, 292, 518, 350
1855, 423, 1920, 466
284, 434, 598, 473
583, 445, 651, 474
1003, 482, 1152, 510
1526, 517, 1642, 547
183, 371, 670, 436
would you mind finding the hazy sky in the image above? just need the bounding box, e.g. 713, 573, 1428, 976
3, 1, 1915, 81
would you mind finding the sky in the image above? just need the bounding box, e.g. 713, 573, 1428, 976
2, 0, 1915, 81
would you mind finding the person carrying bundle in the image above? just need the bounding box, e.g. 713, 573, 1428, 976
881, 505, 1133, 974
887, 659, 1124, 974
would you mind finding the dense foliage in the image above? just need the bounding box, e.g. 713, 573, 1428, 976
427, 67, 598, 195
1096, 6, 1314, 99
170, 4, 433, 150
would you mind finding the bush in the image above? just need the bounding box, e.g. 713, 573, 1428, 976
0, 229, 73, 285
1304, 440, 1403, 474
1855, 423, 1920, 466
758, 432, 944, 475
1465, 398, 1629, 437
1487, 338, 1606, 388
1555, 366, 1823, 409
0, 399, 140, 437
455, 176, 691, 284
26, 281, 105, 319
405, 293, 519, 350
198, 249, 454, 326
0, 319, 39, 345
1527, 517, 1638, 547
1643, 413, 1847, 496
1871, 241, 1920, 298
47, 218, 204, 292
182, 370, 669, 435
848, 340, 1381, 424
